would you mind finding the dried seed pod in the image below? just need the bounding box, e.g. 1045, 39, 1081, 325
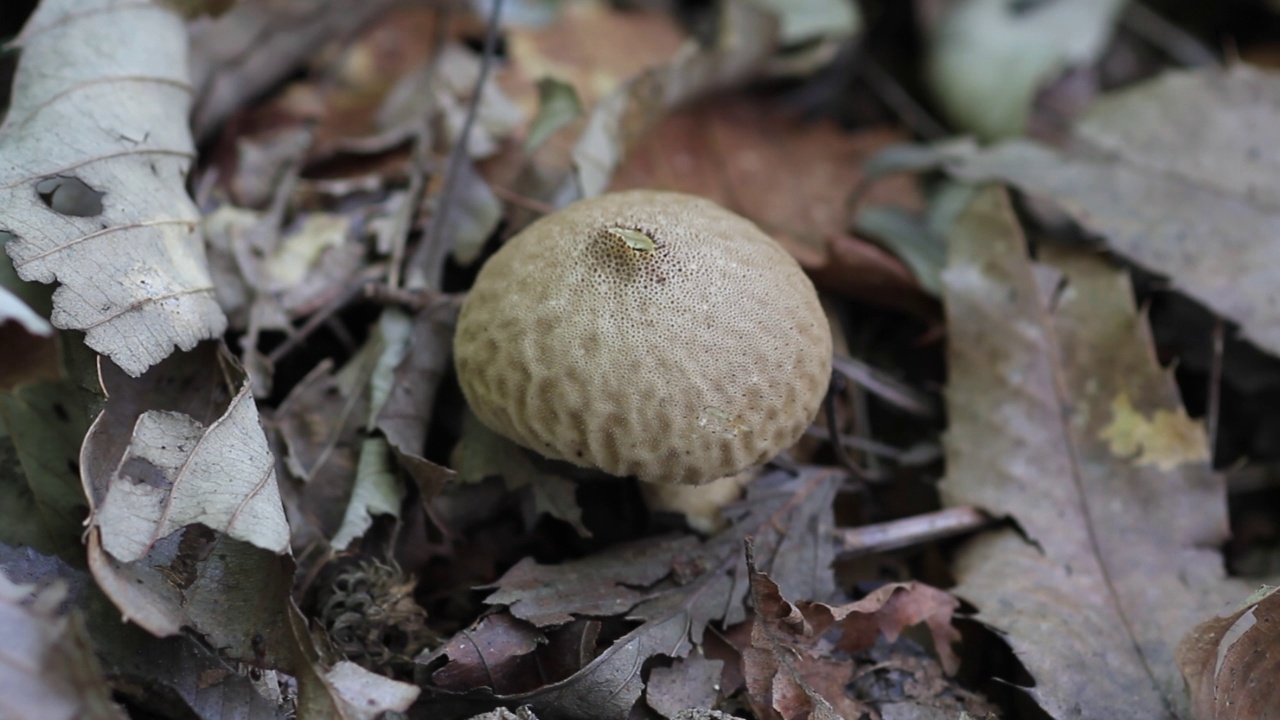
454, 190, 832, 485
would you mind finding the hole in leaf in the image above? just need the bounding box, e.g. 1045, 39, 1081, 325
35, 175, 104, 217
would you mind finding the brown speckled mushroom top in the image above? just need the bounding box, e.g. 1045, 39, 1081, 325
453, 190, 832, 485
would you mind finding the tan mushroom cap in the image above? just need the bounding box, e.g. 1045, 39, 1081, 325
453, 190, 833, 485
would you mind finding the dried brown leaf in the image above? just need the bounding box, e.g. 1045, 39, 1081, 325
1177, 585, 1280, 720
422, 469, 843, 719
563, 0, 780, 202
420, 612, 546, 695
799, 583, 962, 676
189, 0, 409, 141
940, 186, 1252, 718
742, 552, 869, 720
611, 96, 919, 271
498, 1, 687, 116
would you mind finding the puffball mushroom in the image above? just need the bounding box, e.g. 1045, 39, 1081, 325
453, 190, 833, 486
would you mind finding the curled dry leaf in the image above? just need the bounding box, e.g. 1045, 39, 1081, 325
940, 187, 1251, 718
1177, 585, 1280, 720
88, 348, 289, 563
742, 542, 962, 720
76, 344, 293, 669
0, 0, 227, 377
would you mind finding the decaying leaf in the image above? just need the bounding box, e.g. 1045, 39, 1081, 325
189, 0, 410, 140
1, 0, 228, 378
499, 1, 688, 115
1177, 585, 1280, 720
88, 349, 289, 562
743, 558, 871, 720
73, 344, 293, 669
644, 650, 725, 719
567, 0, 780, 201
453, 412, 590, 537
0, 569, 128, 720
940, 186, 1251, 718
1, 542, 290, 720
941, 64, 1280, 358
0, 372, 94, 562
418, 612, 545, 696
272, 358, 368, 549
419, 469, 843, 719
611, 95, 919, 269
375, 297, 462, 498
742, 542, 962, 720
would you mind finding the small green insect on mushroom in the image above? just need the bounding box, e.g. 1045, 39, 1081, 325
453, 190, 833, 486
605, 226, 656, 252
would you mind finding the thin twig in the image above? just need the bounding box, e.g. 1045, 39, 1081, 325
1207, 318, 1224, 465
831, 354, 940, 417
265, 264, 388, 365
857, 56, 947, 141
1122, 3, 1220, 68
835, 506, 995, 557
387, 2, 456, 290
408, 0, 506, 291
824, 373, 885, 482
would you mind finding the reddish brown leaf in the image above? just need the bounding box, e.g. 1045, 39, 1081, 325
610, 94, 928, 314
421, 612, 545, 695
498, 2, 687, 116
801, 582, 962, 676
1177, 586, 1280, 720
742, 548, 869, 720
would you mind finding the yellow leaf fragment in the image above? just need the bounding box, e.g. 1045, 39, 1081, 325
1099, 393, 1209, 471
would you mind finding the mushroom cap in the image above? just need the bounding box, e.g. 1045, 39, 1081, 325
453, 190, 832, 485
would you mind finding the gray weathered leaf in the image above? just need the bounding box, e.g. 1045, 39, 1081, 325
941, 65, 1280, 357
0, 0, 227, 377
0, 570, 128, 720
940, 186, 1251, 718
325, 661, 421, 720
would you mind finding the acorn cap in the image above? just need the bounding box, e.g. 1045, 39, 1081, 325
453, 190, 833, 485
